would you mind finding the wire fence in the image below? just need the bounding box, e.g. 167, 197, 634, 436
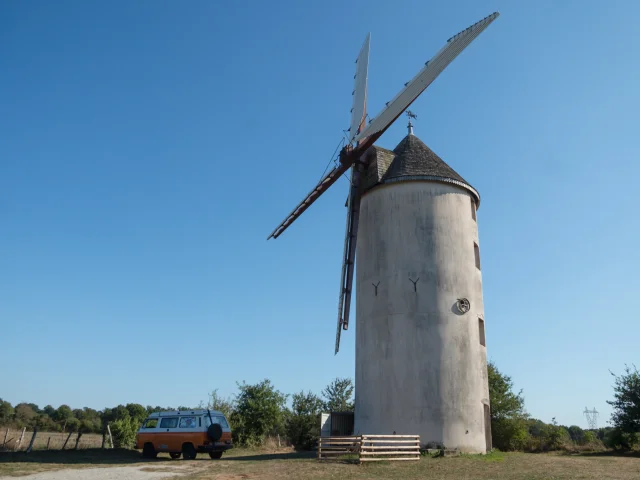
1, 428, 106, 452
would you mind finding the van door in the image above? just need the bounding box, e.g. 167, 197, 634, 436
177, 415, 202, 449
158, 416, 179, 451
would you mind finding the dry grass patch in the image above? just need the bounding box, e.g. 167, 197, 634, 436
178, 449, 640, 480
0, 448, 638, 479
0, 430, 103, 451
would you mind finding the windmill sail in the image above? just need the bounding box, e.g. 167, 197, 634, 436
336, 33, 371, 353
349, 33, 370, 144
354, 12, 499, 143
267, 12, 499, 241
335, 161, 365, 354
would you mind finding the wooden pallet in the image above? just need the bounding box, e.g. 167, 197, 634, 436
317, 435, 421, 463
317, 436, 360, 460
359, 435, 421, 462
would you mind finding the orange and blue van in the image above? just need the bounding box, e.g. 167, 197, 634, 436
135, 409, 233, 459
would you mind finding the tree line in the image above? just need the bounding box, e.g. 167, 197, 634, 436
1, 363, 637, 452
0, 377, 354, 449
488, 361, 639, 452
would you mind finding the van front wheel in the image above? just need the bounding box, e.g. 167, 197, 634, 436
182, 443, 197, 460
209, 451, 223, 459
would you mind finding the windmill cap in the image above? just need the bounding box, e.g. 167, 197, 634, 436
380, 134, 480, 207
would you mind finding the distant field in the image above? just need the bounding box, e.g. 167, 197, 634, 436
1, 429, 103, 451
0, 448, 639, 479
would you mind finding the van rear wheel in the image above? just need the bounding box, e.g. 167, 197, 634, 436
209, 451, 223, 459
169, 452, 181, 459
182, 443, 197, 460
142, 443, 157, 459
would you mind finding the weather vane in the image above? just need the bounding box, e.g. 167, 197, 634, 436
406, 110, 417, 134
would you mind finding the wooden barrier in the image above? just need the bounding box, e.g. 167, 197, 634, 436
359, 434, 421, 462
317, 436, 360, 460
318, 435, 421, 463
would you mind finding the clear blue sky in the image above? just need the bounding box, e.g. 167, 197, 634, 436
1, 0, 638, 430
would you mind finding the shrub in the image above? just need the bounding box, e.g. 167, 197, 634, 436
286, 391, 323, 450
604, 427, 639, 451
492, 417, 532, 451
109, 417, 137, 448
231, 379, 288, 447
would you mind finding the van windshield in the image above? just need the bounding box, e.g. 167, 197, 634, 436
142, 418, 159, 428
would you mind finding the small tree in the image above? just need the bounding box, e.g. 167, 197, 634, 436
110, 417, 137, 448
55, 405, 73, 432
35, 414, 59, 432
567, 425, 586, 444
487, 361, 530, 450
125, 404, 148, 427
605, 364, 640, 450
322, 378, 354, 412
286, 391, 324, 450
66, 417, 81, 433
231, 379, 287, 447
0, 399, 14, 426
208, 389, 235, 421
43, 405, 56, 417
14, 403, 37, 428
488, 362, 525, 420
607, 365, 640, 435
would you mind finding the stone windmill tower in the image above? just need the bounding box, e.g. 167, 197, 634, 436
354, 117, 490, 453
268, 13, 499, 453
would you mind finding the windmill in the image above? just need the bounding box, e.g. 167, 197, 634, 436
268, 12, 500, 355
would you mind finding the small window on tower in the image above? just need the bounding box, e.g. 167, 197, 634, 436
478, 317, 486, 347
471, 198, 476, 221
474, 242, 481, 270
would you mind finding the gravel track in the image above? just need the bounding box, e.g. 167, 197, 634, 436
0, 465, 193, 480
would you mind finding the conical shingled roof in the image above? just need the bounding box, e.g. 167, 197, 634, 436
380, 134, 480, 206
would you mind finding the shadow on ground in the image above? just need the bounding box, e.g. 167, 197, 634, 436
225, 451, 317, 462
0, 449, 165, 465
566, 450, 640, 458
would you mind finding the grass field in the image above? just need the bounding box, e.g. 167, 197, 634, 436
0, 448, 639, 479
1, 429, 103, 452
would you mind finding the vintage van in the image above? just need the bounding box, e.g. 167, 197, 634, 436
135, 409, 232, 459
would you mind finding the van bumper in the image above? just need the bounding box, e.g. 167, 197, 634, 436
197, 443, 233, 453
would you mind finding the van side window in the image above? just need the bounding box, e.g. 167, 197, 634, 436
214, 416, 230, 429
205, 415, 230, 429
159, 417, 179, 428
178, 416, 197, 428
142, 418, 158, 429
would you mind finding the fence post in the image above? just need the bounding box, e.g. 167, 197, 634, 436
101, 431, 106, 449
2, 428, 8, 449
28, 429, 39, 453
26, 427, 38, 453
107, 425, 114, 448
15, 428, 26, 451
62, 431, 73, 450
46, 437, 51, 450
74, 432, 83, 450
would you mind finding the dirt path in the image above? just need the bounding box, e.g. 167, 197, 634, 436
0, 465, 193, 480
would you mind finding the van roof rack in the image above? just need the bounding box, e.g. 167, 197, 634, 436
148, 409, 224, 417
